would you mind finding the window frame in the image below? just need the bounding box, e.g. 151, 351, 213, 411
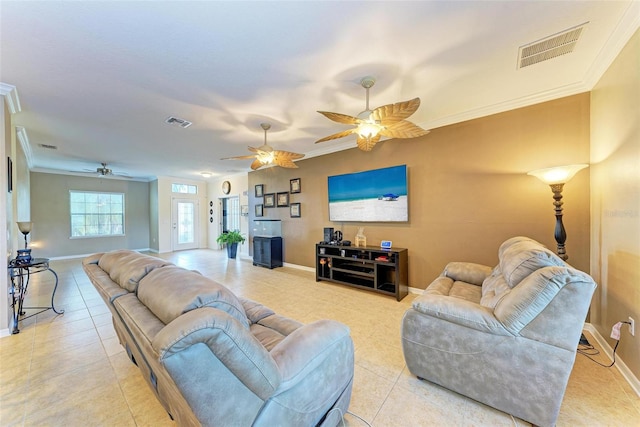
69, 190, 125, 238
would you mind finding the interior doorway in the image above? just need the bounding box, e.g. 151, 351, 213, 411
172, 198, 199, 251
220, 195, 240, 236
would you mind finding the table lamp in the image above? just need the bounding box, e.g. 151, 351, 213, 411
16, 221, 33, 264
527, 164, 588, 260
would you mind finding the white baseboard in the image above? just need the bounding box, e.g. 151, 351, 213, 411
0, 328, 11, 339
583, 323, 640, 397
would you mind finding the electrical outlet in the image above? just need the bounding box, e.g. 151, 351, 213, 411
629, 317, 635, 337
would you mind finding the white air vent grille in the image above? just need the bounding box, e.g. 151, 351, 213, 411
38, 144, 58, 150
165, 116, 193, 128
518, 23, 587, 69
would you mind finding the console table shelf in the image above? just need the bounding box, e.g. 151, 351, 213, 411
315, 244, 408, 301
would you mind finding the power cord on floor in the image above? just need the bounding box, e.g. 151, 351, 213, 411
577, 321, 630, 368
326, 407, 372, 427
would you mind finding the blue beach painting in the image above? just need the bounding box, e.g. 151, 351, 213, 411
328, 165, 408, 222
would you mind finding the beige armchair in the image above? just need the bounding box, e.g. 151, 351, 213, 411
401, 237, 597, 427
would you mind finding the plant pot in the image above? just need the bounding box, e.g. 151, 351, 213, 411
226, 243, 238, 259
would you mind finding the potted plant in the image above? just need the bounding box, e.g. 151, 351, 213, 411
216, 230, 246, 259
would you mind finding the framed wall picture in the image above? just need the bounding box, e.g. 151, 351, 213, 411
255, 184, 264, 197
277, 192, 289, 207
255, 204, 264, 217
264, 193, 275, 208
7, 157, 12, 193
290, 178, 301, 194
290, 202, 301, 218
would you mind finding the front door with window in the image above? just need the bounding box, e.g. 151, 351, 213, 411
172, 198, 199, 251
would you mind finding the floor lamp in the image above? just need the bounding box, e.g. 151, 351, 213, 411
527, 164, 588, 261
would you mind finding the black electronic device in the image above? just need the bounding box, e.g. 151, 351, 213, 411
323, 227, 334, 243
342, 240, 351, 246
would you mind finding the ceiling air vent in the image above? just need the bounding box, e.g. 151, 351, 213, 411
38, 143, 58, 150
517, 22, 588, 69
165, 116, 193, 128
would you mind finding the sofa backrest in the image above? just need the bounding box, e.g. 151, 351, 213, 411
481, 238, 566, 309
137, 265, 249, 328
480, 237, 597, 342
98, 249, 172, 292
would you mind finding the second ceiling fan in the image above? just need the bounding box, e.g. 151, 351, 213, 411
222, 123, 304, 170
315, 77, 429, 151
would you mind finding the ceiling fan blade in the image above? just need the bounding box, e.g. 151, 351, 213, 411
372, 98, 421, 124
356, 134, 381, 152
317, 111, 360, 125
250, 159, 265, 170
379, 120, 430, 139
315, 128, 356, 144
273, 150, 304, 168
220, 154, 258, 160
273, 158, 299, 168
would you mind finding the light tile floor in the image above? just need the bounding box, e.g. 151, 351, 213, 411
1, 249, 639, 426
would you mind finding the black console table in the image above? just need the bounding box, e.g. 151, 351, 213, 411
8, 257, 64, 334
316, 244, 408, 301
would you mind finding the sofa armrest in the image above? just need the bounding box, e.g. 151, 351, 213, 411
443, 262, 493, 286
412, 294, 510, 335
270, 319, 353, 392
153, 307, 281, 400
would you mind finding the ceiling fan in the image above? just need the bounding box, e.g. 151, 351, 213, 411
315, 76, 430, 151
221, 123, 304, 170
72, 162, 131, 178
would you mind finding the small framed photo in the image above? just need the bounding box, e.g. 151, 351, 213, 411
264, 193, 275, 208
255, 204, 264, 217
290, 202, 301, 218
277, 192, 289, 207
290, 178, 301, 194
255, 184, 264, 197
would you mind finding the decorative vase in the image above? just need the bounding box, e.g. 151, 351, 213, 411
227, 243, 239, 259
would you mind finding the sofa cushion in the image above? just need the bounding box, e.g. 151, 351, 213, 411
425, 277, 482, 304
98, 250, 171, 292
480, 267, 511, 309
499, 240, 565, 288
497, 236, 537, 259
137, 265, 249, 328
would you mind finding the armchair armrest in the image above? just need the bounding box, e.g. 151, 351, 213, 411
412, 293, 510, 335
270, 319, 353, 392
443, 262, 493, 286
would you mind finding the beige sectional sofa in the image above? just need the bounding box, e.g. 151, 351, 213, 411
83, 249, 354, 426
401, 237, 597, 427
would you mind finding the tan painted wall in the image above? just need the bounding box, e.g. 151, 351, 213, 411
248, 93, 591, 288
590, 29, 639, 377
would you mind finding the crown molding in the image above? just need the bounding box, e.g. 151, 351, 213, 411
16, 126, 33, 169
583, 1, 640, 90
0, 82, 21, 114
424, 81, 591, 131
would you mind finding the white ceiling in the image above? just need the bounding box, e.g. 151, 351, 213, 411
1, 1, 638, 181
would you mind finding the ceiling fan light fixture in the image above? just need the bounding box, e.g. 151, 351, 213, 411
356, 121, 383, 139
257, 151, 275, 165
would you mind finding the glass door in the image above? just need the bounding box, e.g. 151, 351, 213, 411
172, 198, 199, 251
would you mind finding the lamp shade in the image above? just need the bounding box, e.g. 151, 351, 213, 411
17, 221, 32, 235
527, 164, 588, 185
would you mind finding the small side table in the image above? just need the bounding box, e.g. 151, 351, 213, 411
8, 257, 64, 334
